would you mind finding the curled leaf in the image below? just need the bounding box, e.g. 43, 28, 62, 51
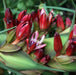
0, 44, 21, 52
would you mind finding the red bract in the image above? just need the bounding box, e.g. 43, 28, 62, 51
31, 11, 39, 22
20, 14, 31, 23
17, 10, 27, 22
73, 24, 76, 37
66, 17, 71, 27
57, 15, 65, 30
69, 24, 76, 40
39, 8, 53, 30
26, 39, 36, 54
54, 32, 62, 56
14, 19, 19, 26
34, 49, 44, 59
3, 8, 14, 33
66, 40, 74, 56
39, 14, 49, 29
12, 22, 31, 44
26, 31, 46, 54
40, 55, 50, 64
69, 30, 73, 39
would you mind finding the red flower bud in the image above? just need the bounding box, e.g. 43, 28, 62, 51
21, 14, 31, 23
57, 15, 65, 30
12, 22, 31, 44
54, 32, 62, 56
40, 55, 50, 64
48, 9, 53, 24
26, 39, 36, 54
73, 24, 76, 37
14, 19, 19, 26
66, 41, 74, 56
3, 8, 14, 33
17, 10, 27, 22
34, 49, 44, 59
66, 17, 71, 27
39, 14, 49, 30
31, 11, 39, 22
39, 8, 53, 30
69, 30, 73, 39
5, 8, 13, 19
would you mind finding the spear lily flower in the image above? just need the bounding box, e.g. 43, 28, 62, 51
12, 22, 31, 45
66, 40, 74, 56
66, 17, 71, 28
57, 15, 65, 31
40, 55, 50, 64
31, 11, 39, 22
17, 10, 27, 22
26, 31, 46, 54
39, 8, 53, 30
34, 49, 44, 59
54, 32, 62, 56
3, 8, 14, 33
20, 14, 31, 23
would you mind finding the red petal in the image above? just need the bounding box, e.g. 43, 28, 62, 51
21, 14, 31, 23
66, 43, 74, 56
69, 30, 73, 39
66, 17, 71, 27
73, 24, 76, 37
17, 10, 27, 22
54, 32, 62, 56
40, 55, 50, 64
16, 22, 31, 40
57, 15, 65, 30
39, 14, 48, 29
34, 49, 44, 59
48, 9, 53, 24
27, 42, 36, 54
5, 8, 13, 19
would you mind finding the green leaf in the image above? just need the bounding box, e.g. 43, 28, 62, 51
0, 44, 21, 52
0, 51, 64, 72
0, 62, 23, 75
36, 5, 75, 13
6, 29, 16, 43
0, 26, 16, 34
42, 71, 57, 75
48, 59, 76, 72
60, 27, 70, 35
0, 33, 6, 47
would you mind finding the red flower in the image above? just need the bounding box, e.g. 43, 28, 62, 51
69, 30, 73, 39
31, 11, 39, 22
66, 40, 74, 56
66, 17, 71, 27
73, 24, 76, 37
26, 31, 46, 54
26, 39, 36, 54
20, 14, 31, 23
3, 8, 14, 33
34, 49, 44, 59
12, 22, 31, 44
40, 55, 50, 64
69, 24, 76, 39
17, 10, 27, 22
39, 8, 53, 30
57, 15, 65, 30
54, 32, 62, 56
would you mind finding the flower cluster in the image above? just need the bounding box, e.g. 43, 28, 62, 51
54, 24, 76, 56
26, 31, 50, 64
3, 8, 72, 65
